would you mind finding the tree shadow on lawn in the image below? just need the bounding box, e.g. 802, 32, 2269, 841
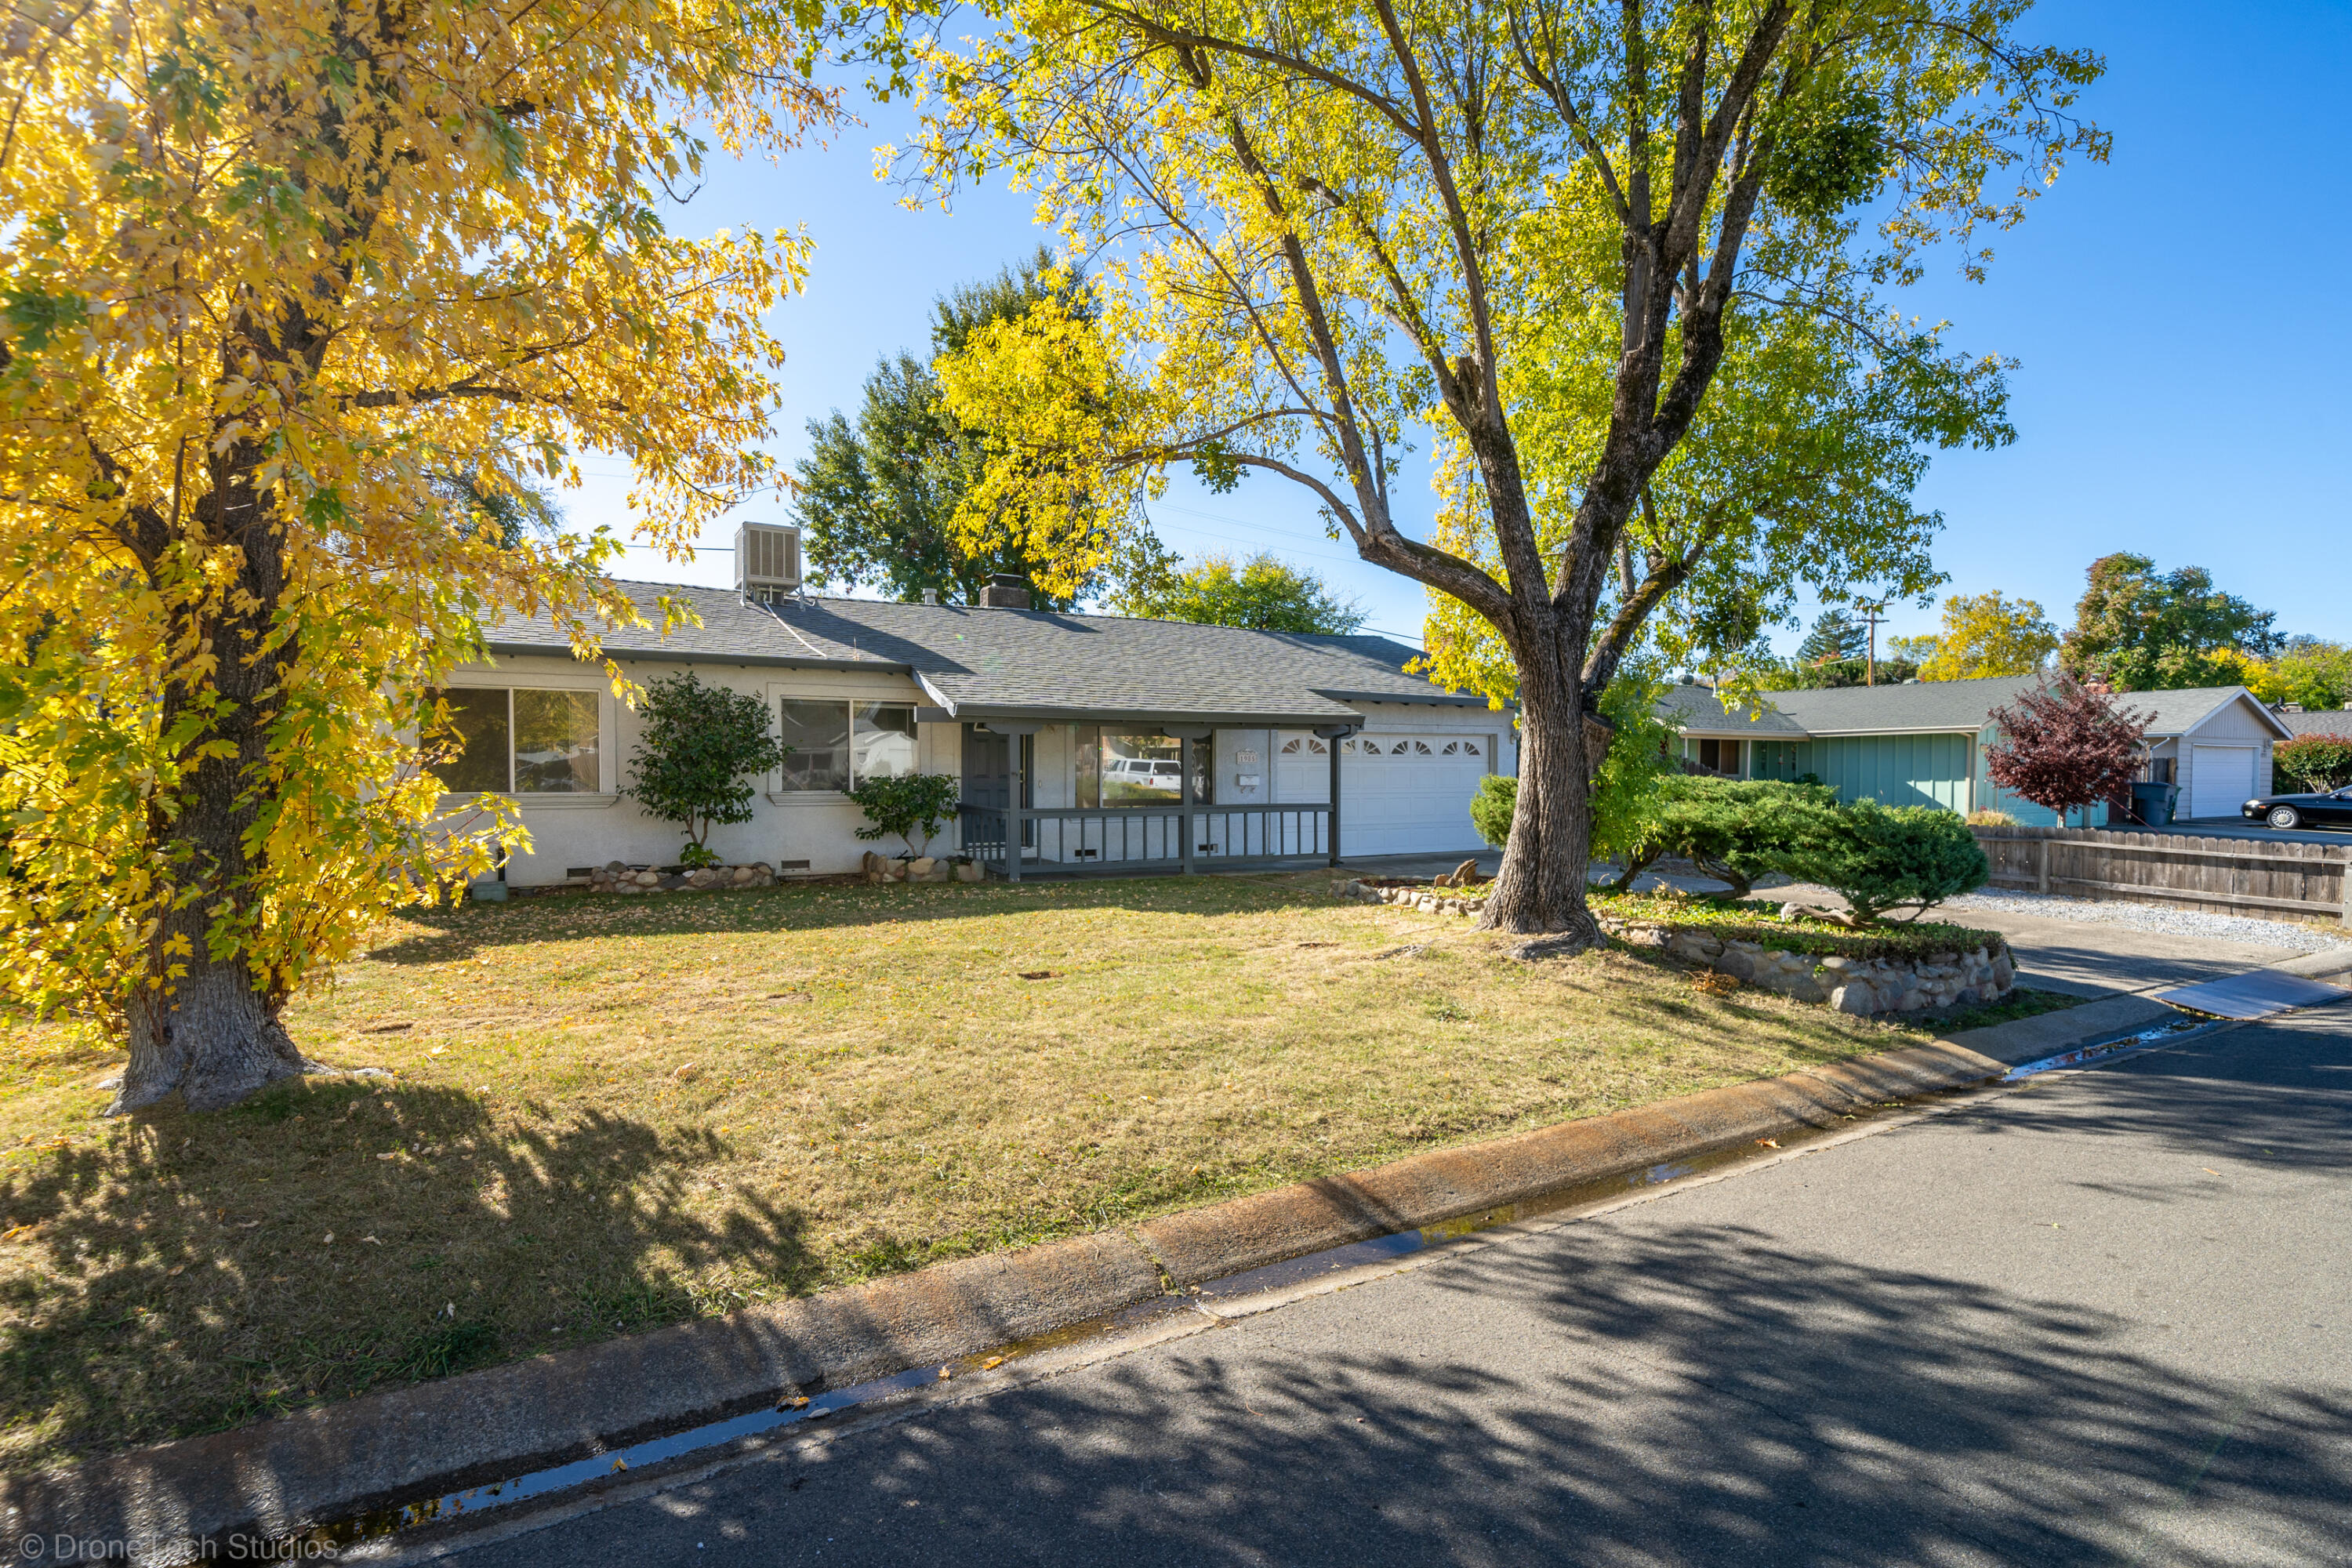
364, 874, 1342, 966
0, 1076, 817, 1473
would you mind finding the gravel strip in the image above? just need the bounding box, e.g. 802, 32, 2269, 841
1943, 887, 2352, 954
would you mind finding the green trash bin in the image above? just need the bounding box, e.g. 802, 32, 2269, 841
2129, 781, 2173, 828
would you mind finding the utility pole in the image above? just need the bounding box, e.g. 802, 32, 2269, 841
1853, 599, 1889, 687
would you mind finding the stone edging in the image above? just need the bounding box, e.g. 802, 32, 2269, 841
1334, 877, 2014, 1016
2, 1009, 2144, 1562
860, 851, 984, 884
587, 861, 776, 895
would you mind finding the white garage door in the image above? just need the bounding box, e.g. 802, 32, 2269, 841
1274, 732, 1494, 856
2190, 745, 2258, 821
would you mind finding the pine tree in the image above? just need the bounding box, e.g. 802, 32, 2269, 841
1798, 610, 1867, 666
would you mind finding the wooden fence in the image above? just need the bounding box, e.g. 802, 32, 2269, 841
1971, 826, 2350, 926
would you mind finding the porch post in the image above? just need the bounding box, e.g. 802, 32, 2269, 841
1315, 724, 1355, 866
1007, 735, 1024, 884
1179, 735, 1195, 876
1328, 735, 1341, 866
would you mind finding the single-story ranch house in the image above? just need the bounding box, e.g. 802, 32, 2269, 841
1657, 675, 2294, 826
447, 528, 1515, 887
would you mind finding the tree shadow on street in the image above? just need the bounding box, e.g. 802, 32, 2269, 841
538, 1218, 2352, 1567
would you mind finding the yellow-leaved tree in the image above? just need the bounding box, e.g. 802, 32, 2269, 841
914, 0, 2104, 939
1919, 590, 2058, 680
0, 0, 826, 1109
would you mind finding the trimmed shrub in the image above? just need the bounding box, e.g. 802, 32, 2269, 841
848, 772, 961, 857
1613, 775, 1839, 899
1773, 799, 1990, 927
1965, 808, 2018, 826
622, 671, 790, 853
1469, 774, 1516, 850
2275, 734, 2352, 792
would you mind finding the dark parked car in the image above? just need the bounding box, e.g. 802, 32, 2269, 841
2241, 786, 2352, 830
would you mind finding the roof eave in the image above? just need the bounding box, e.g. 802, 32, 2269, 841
945, 702, 1367, 729
2171, 688, 2296, 742
481, 639, 909, 674
1312, 687, 1508, 710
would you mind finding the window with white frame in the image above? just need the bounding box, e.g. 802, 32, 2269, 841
429, 688, 601, 793
776, 699, 919, 792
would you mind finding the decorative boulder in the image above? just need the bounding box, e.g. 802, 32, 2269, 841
1830, 982, 1878, 1015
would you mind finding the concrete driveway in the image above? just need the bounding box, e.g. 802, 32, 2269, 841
415, 1001, 2352, 1567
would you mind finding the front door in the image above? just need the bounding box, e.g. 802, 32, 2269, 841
960, 727, 1033, 845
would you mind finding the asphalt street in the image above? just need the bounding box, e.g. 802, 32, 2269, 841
415, 1005, 2352, 1567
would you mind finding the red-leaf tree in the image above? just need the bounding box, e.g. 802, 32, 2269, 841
1985, 677, 2151, 828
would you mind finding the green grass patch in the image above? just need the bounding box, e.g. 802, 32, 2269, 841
0, 871, 1944, 1472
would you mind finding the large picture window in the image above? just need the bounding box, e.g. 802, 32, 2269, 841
777, 700, 852, 792
777, 699, 921, 792
428, 688, 599, 794
1073, 726, 1212, 808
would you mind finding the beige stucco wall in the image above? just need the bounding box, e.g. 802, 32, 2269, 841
445, 653, 938, 886
445, 659, 1518, 884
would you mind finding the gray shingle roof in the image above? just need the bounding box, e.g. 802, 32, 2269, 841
485, 582, 1488, 727
2275, 707, 2352, 737
1660, 675, 2282, 740
485, 583, 871, 668
1655, 682, 1813, 735
2111, 685, 2285, 737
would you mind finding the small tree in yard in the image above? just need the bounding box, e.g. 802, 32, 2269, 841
848, 775, 962, 858
1985, 677, 2151, 828
1775, 801, 1989, 927
624, 674, 789, 858
2276, 735, 2352, 793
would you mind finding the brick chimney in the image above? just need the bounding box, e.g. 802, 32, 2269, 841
978, 574, 1032, 610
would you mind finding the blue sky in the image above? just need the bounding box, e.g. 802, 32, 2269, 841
569, 0, 2351, 655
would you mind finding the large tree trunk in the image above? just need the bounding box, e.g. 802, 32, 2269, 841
1479, 618, 1604, 943
108, 437, 314, 1115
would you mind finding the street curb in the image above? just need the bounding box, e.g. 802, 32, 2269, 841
2271, 946, 2352, 983
2, 1232, 1163, 1562
1134, 1040, 2001, 1287
1940, 993, 2176, 1067
3, 1003, 2151, 1561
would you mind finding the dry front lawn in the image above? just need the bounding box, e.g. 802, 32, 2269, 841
2, 873, 1968, 1470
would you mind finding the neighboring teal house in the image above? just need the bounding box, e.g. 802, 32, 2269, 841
1657, 676, 2293, 826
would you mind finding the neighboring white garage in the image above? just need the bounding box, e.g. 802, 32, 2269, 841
2187, 744, 2259, 821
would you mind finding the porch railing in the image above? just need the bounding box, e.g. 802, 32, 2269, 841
958, 802, 1333, 880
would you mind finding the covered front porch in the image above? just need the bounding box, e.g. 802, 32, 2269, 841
948, 711, 1359, 880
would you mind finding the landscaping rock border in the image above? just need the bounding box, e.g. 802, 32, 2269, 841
1333, 877, 2015, 1015
587, 861, 775, 895
860, 851, 984, 884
